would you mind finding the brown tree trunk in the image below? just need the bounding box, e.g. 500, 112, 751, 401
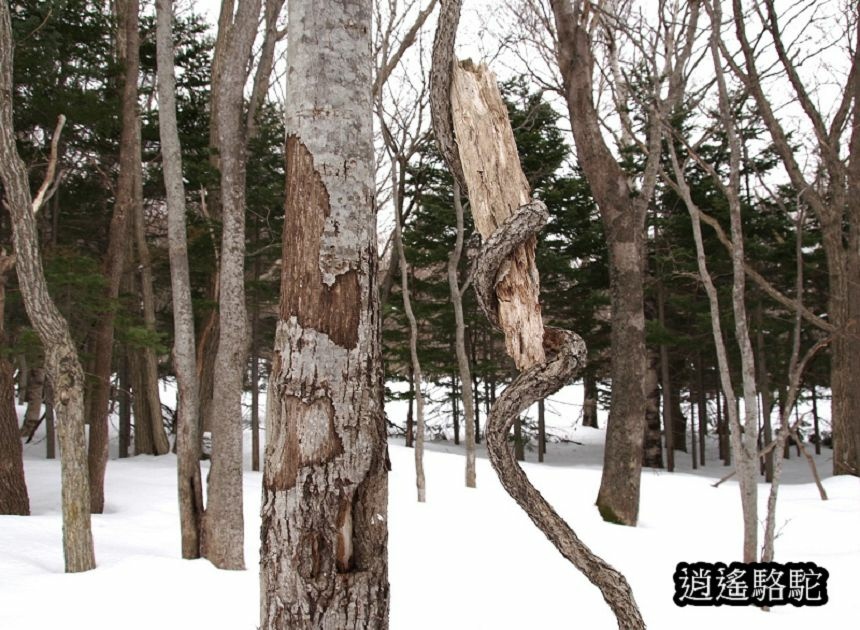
513, 414, 525, 462
0, 252, 29, 515
0, 1, 95, 568
88, 0, 142, 514
643, 348, 664, 468
260, 0, 389, 625
44, 378, 56, 460
130, 165, 169, 455
551, 0, 658, 526
582, 373, 598, 428
155, 0, 204, 558
695, 351, 707, 466
117, 354, 130, 458
19, 366, 45, 442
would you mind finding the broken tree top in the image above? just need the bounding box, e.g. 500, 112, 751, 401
451, 60, 545, 370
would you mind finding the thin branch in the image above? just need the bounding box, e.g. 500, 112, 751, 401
32, 115, 66, 215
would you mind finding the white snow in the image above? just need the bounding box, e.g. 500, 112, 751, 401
2, 394, 858, 629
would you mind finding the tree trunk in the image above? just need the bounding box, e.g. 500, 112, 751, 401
117, 354, 130, 458
19, 366, 46, 442
658, 284, 674, 472
201, 0, 260, 571
391, 156, 426, 502
260, 0, 389, 626
88, 0, 142, 514
695, 352, 707, 466
44, 378, 56, 460
582, 373, 598, 428
0, 1, 95, 568
643, 348, 664, 469
755, 300, 773, 480
551, 0, 650, 526
0, 253, 29, 515
130, 344, 156, 454
155, 0, 204, 559
405, 368, 414, 448
811, 385, 821, 455
513, 414, 525, 462
130, 162, 169, 455
537, 398, 546, 463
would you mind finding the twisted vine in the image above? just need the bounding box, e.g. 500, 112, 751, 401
430, 1, 645, 627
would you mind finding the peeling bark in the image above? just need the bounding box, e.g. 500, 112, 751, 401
260, 1, 389, 626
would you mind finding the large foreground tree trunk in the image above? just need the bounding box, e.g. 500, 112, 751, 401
0, 0, 95, 570
156, 0, 204, 559
259, 1, 389, 626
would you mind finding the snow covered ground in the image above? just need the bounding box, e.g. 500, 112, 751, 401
2, 392, 858, 629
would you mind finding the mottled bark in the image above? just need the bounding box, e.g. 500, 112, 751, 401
155, 0, 204, 559
88, 0, 142, 514
201, 0, 261, 571
0, 0, 94, 569
260, 1, 389, 626
582, 373, 598, 428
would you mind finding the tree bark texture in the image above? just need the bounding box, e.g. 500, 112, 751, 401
201, 0, 261, 571
155, 0, 204, 559
260, 1, 389, 627
450, 62, 545, 370
0, 0, 95, 570
430, 9, 646, 625
0, 253, 29, 515
87, 0, 142, 514
551, 0, 647, 526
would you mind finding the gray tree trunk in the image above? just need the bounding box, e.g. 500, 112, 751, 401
155, 0, 204, 559
392, 160, 427, 503
449, 183, 476, 486
259, 1, 389, 626
0, 0, 95, 569
201, 0, 261, 571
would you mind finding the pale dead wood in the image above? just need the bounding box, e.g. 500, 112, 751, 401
451, 61, 545, 370
31, 114, 65, 215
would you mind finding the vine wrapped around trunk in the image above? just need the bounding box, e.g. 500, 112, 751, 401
430, 1, 644, 627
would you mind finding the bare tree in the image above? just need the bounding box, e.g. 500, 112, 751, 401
200, 0, 262, 571
549, 0, 700, 525
0, 0, 95, 570
259, 0, 389, 626
155, 0, 205, 559
724, 0, 860, 476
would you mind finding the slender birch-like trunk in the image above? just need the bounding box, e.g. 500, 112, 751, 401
449, 182, 476, 486
155, 0, 204, 559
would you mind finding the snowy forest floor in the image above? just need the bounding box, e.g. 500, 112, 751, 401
2, 392, 858, 629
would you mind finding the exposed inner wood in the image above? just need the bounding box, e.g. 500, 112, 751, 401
450, 60, 545, 369
281, 136, 361, 349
